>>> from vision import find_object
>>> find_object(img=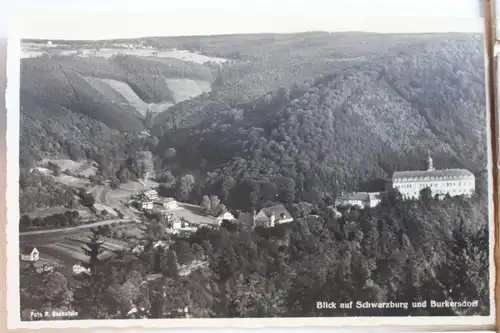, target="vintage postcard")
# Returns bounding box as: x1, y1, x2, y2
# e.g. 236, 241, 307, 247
5, 0, 497, 329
